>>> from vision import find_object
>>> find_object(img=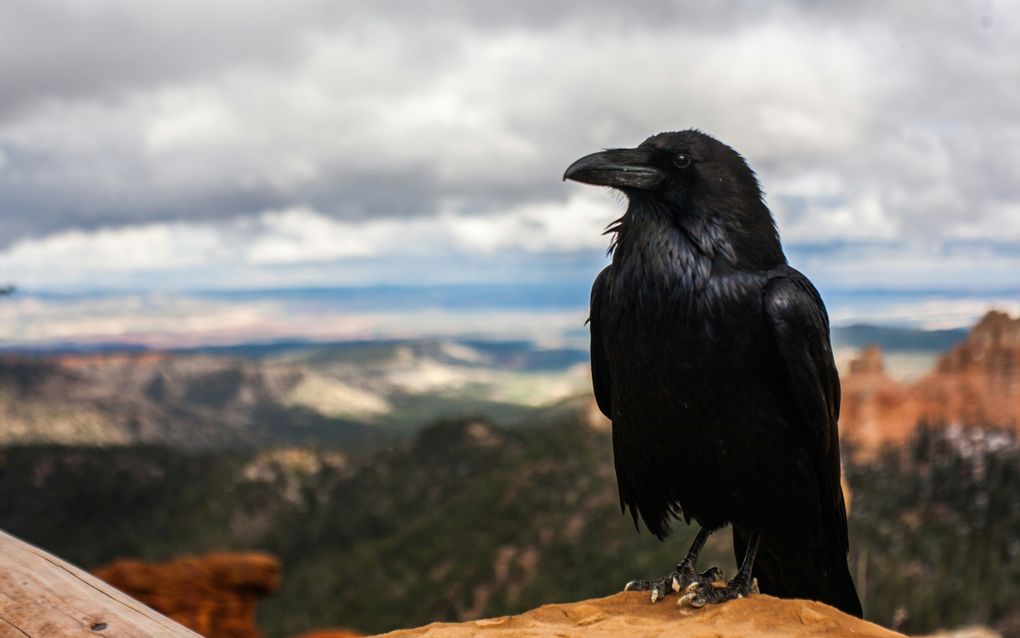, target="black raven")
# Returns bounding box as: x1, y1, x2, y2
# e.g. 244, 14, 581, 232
564, 130, 862, 616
